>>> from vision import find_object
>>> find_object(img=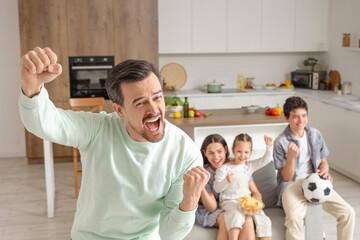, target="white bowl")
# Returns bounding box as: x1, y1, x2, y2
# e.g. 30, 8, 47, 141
265, 86, 276, 90
168, 105, 183, 113
252, 84, 263, 90
246, 105, 260, 112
